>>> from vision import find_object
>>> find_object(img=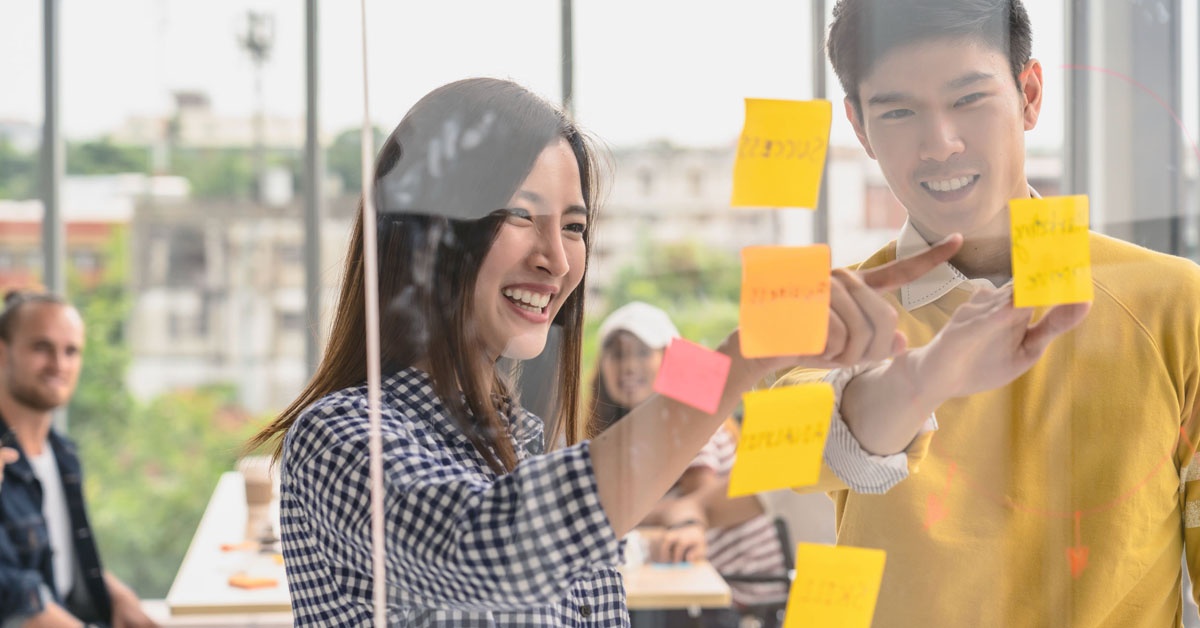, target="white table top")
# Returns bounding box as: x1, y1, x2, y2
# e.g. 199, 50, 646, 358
165, 472, 731, 617
166, 472, 292, 616
619, 560, 733, 610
